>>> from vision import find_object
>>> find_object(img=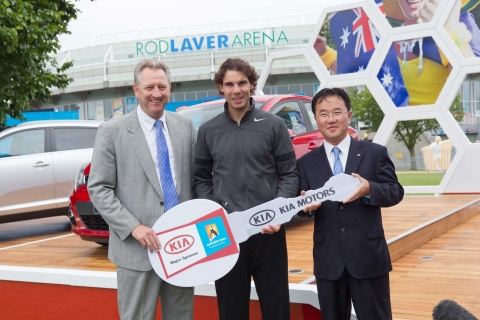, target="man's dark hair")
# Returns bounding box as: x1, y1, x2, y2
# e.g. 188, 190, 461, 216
311, 88, 351, 114
213, 58, 258, 96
